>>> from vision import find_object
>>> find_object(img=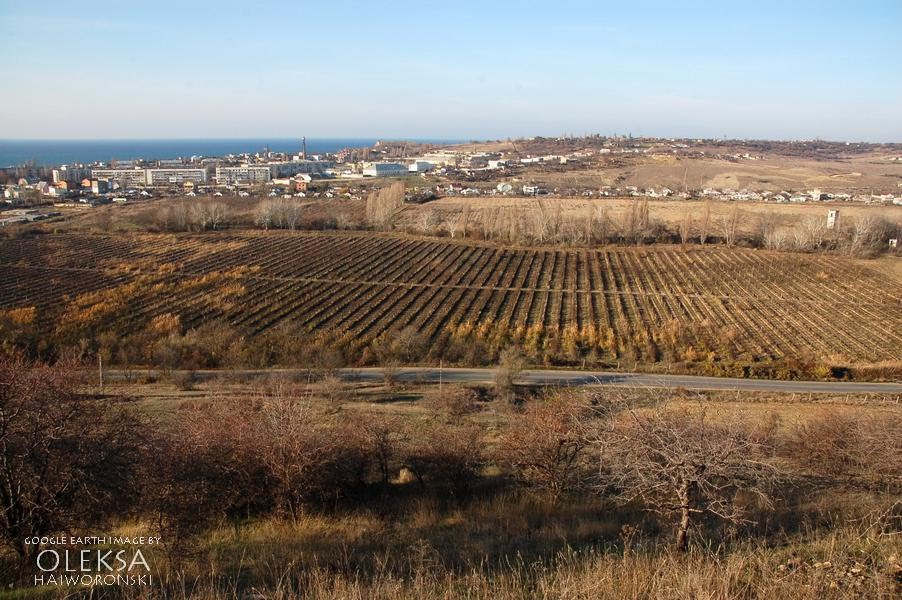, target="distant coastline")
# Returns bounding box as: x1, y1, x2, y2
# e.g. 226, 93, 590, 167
0, 138, 460, 167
